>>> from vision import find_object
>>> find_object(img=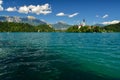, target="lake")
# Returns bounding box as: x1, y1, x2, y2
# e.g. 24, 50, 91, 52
0, 33, 120, 80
